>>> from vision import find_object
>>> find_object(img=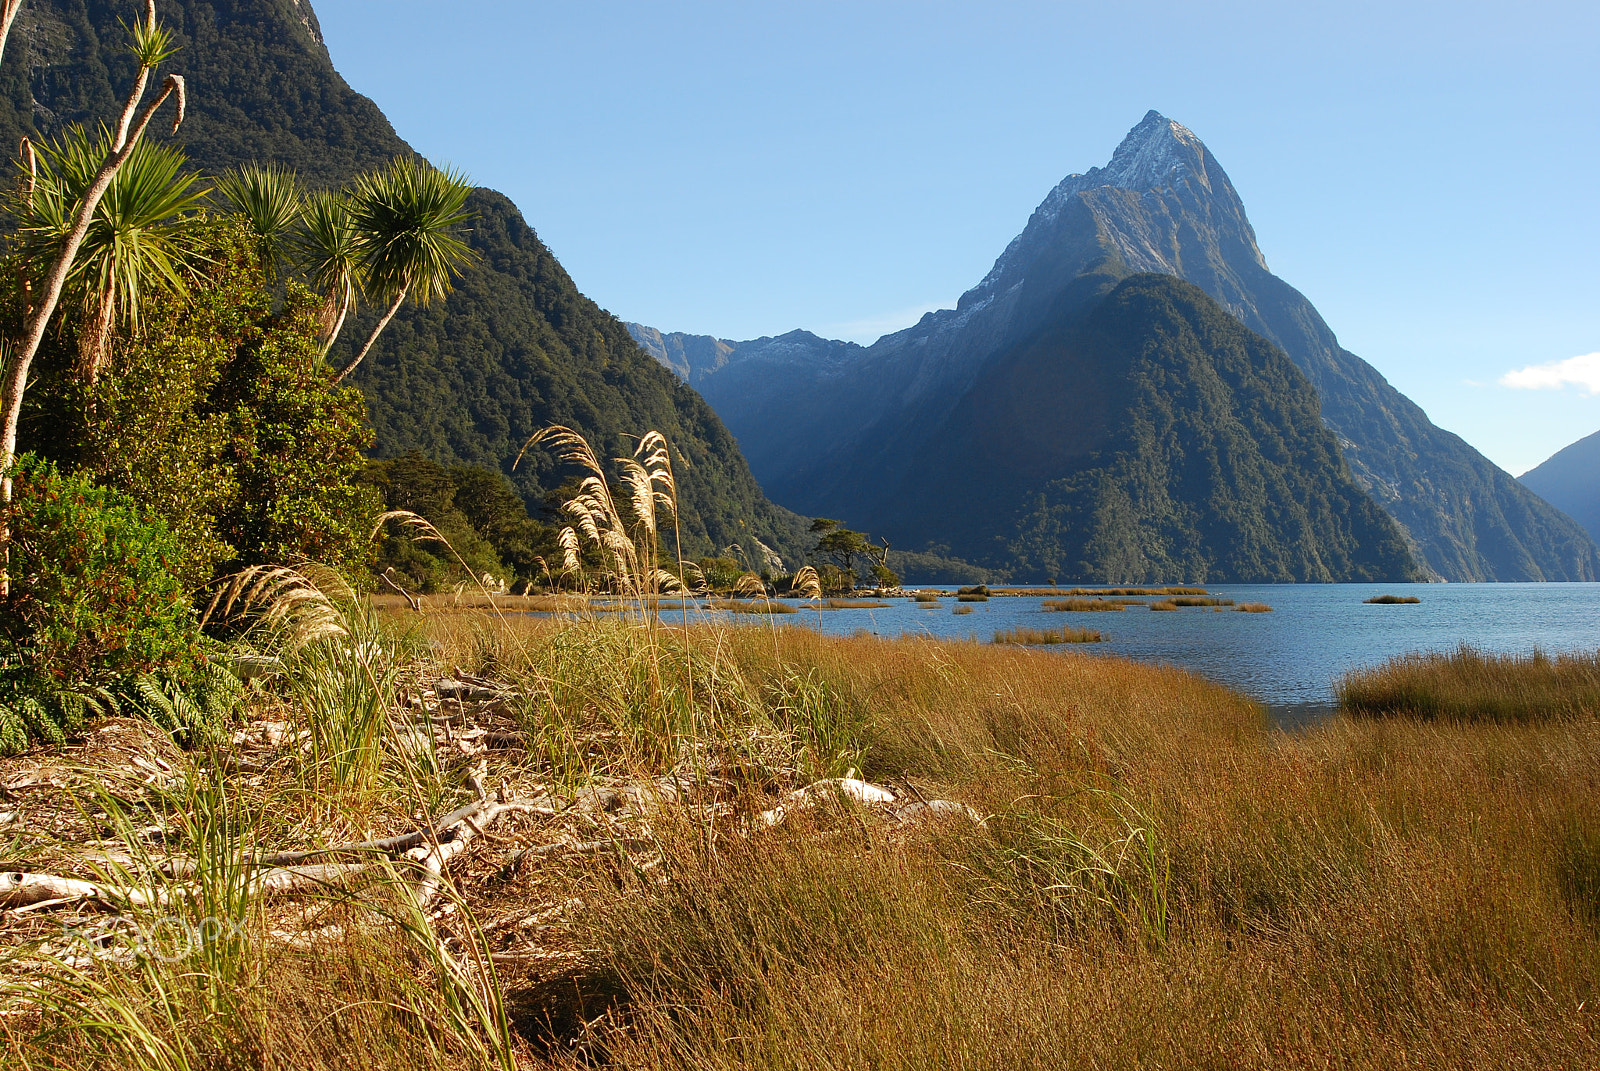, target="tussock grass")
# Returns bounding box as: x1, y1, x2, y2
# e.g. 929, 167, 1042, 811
1006, 586, 1209, 597
1338, 645, 1600, 722
952, 605, 974, 615
956, 593, 989, 603
1042, 598, 1124, 612
1171, 596, 1234, 607
823, 599, 890, 609
913, 592, 941, 602
1149, 600, 1179, 611
993, 626, 1103, 645
524, 626, 1600, 1069
9, 527, 1600, 1069
1365, 594, 1422, 604
1235, 602, 1274, 613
